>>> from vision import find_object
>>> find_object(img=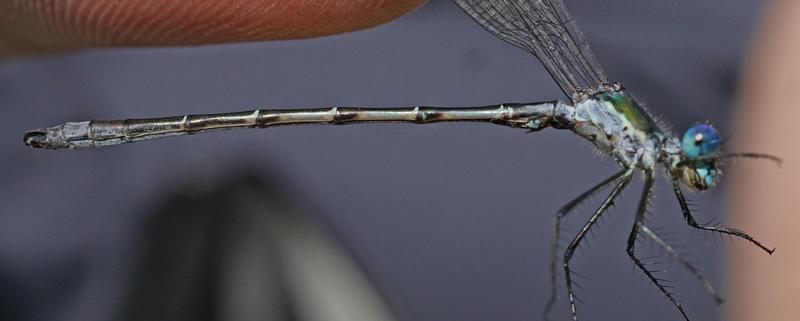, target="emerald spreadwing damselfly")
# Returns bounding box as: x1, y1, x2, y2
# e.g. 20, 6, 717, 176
22, 1, 781, 320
